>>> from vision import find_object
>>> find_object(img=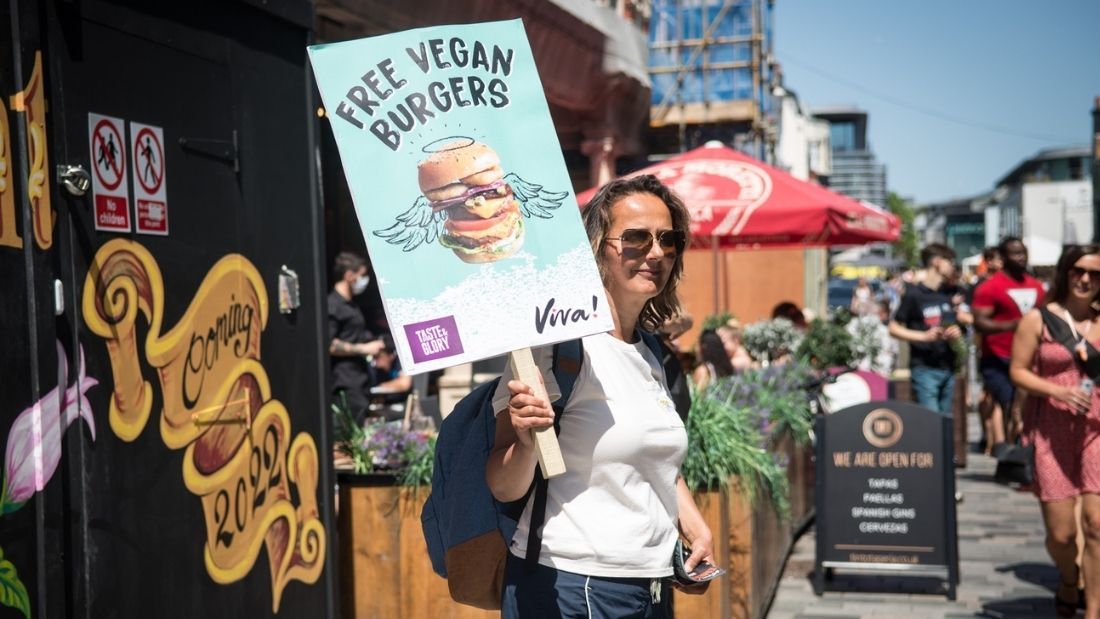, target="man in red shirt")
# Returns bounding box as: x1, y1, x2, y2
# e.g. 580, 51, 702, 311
972, 237, 1046, 448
